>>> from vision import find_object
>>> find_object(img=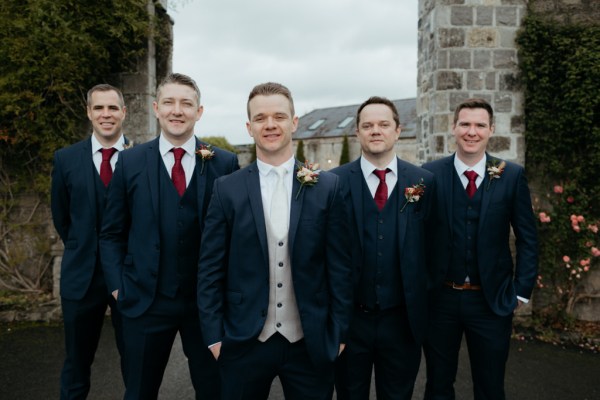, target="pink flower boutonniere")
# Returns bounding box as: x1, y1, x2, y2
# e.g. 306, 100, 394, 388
486, 160, 506, 190
400, 179, 426, 213
295, 160, 320, 199
195, 144, 215, 175
123, 141, 134, 150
